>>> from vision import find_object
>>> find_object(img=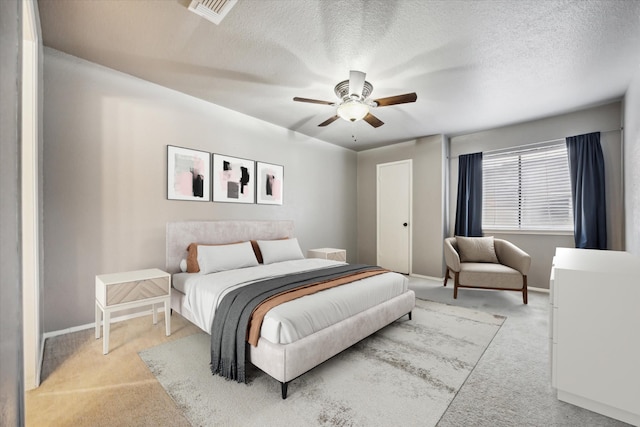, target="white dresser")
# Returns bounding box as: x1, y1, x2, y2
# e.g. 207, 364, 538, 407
550, 248, 640, 426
